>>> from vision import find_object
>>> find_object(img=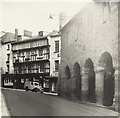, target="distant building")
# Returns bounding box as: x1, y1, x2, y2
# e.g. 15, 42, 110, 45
1, 29, 33, 87
59, 2, 119, 111
1, 32, 17, 87
10, 30, 60, 92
